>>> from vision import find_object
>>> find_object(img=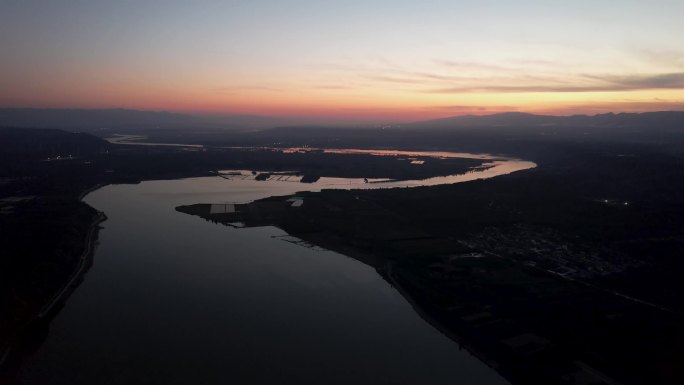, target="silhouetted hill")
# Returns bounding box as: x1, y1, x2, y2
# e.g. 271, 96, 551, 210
0, 127, 109, 160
